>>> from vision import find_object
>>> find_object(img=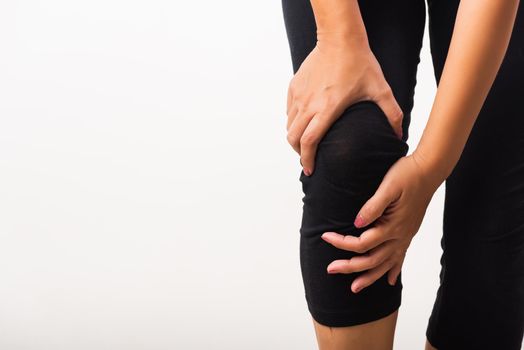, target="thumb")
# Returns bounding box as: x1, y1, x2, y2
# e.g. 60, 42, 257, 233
354, 180, 399, 228
374, 86, 404, 140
